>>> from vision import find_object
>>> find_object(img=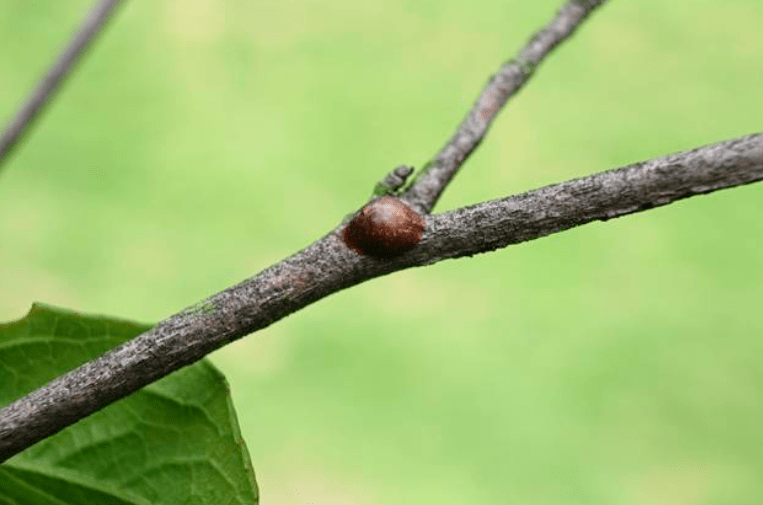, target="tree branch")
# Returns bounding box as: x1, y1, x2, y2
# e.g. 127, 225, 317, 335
2, 132, 761, 462
402, 0, 610, 214
0, 0, 127, 171
1, 0, 760, 465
